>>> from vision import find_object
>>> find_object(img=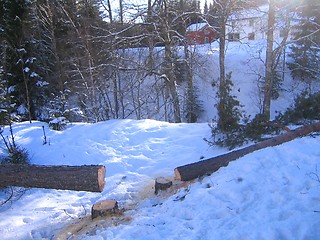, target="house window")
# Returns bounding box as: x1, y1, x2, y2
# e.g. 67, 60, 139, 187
228, 33, 240, 42
204, 29, 209, 35
249, 19, 254, 27
248, 32, 255, 40
205, 37, 210, 43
